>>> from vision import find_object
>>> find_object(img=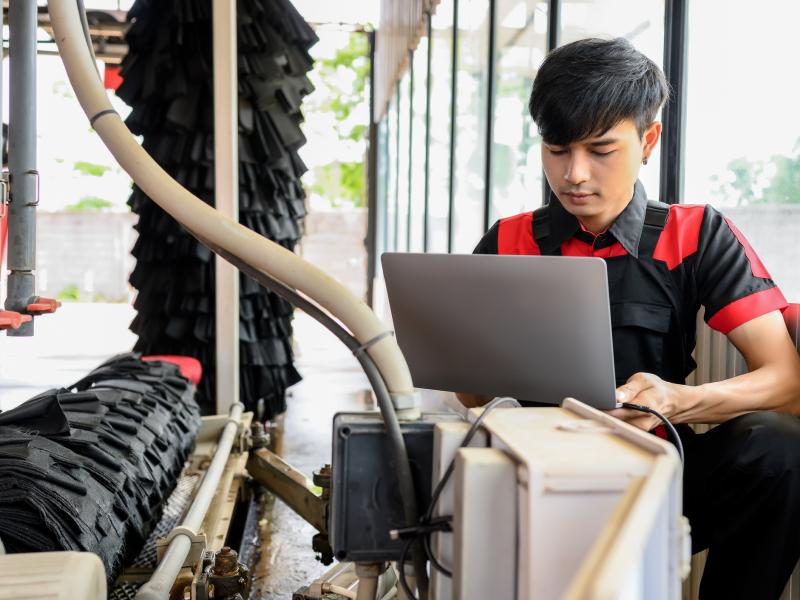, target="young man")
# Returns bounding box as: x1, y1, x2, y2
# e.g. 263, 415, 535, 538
467, 38, 800, 599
